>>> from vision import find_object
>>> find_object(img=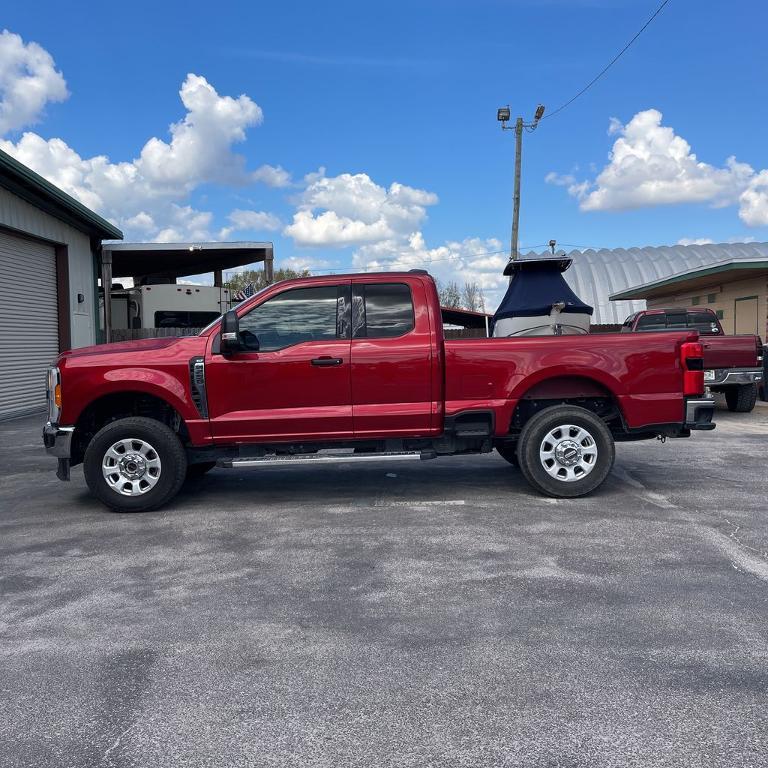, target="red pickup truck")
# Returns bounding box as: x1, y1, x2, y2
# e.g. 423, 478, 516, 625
621, 307, 763, 412
44, 271, 715, 512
